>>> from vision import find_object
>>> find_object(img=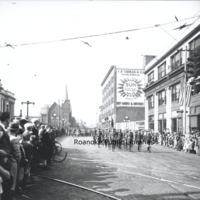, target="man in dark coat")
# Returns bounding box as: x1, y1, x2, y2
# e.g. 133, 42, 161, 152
135, 130, 143, 152
31, 119, 40, 137
0, 112, 11, 154
146, 131, 152, 152
30, 119, 40, 172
